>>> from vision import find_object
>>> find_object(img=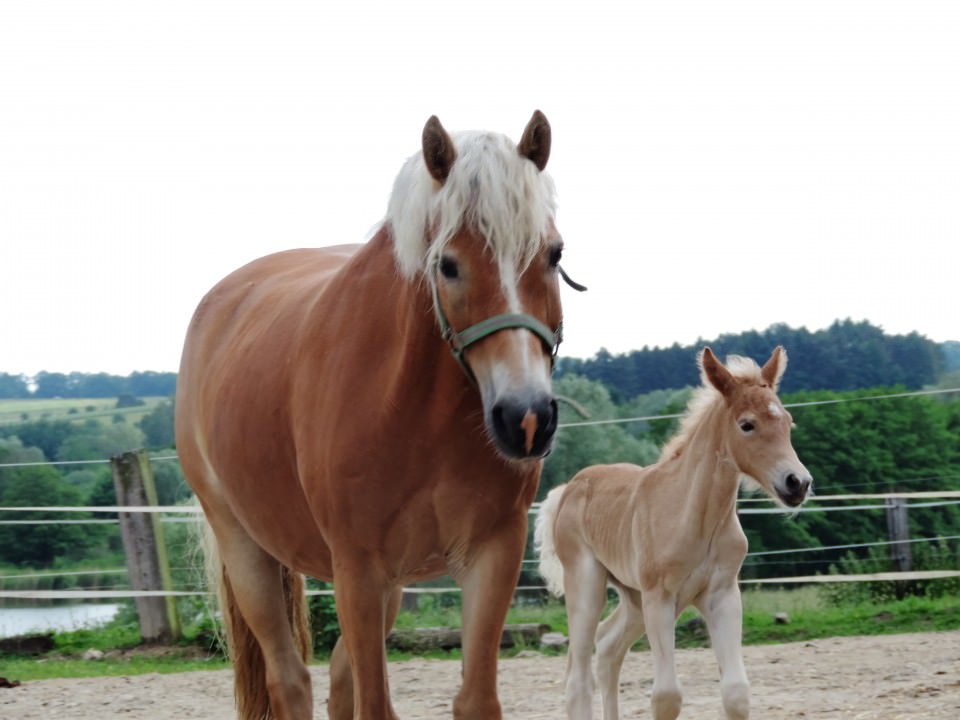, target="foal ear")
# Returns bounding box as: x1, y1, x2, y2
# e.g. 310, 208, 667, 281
701, 347, 737, 398
422, 115, 457, 184
761, 346, 788, 391
518, 110, 551, 171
